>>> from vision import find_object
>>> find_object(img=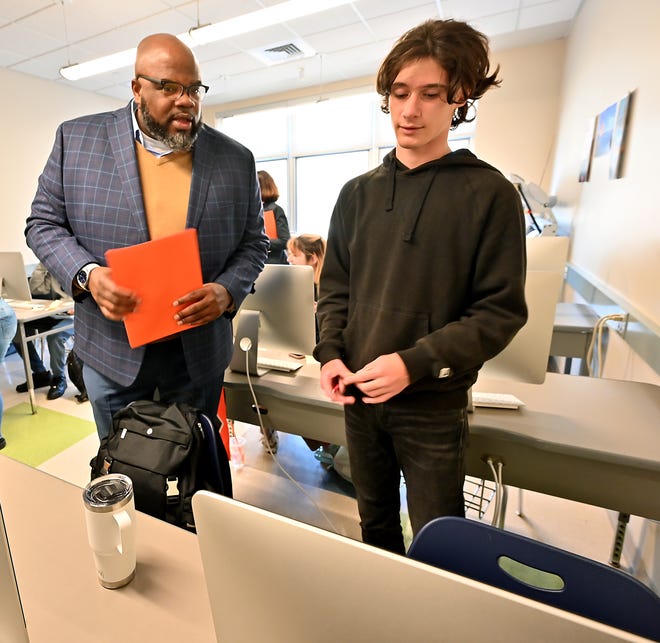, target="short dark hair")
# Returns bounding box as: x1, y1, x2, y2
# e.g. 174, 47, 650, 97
376, 19, 501, 128
257, 170, 279, 203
